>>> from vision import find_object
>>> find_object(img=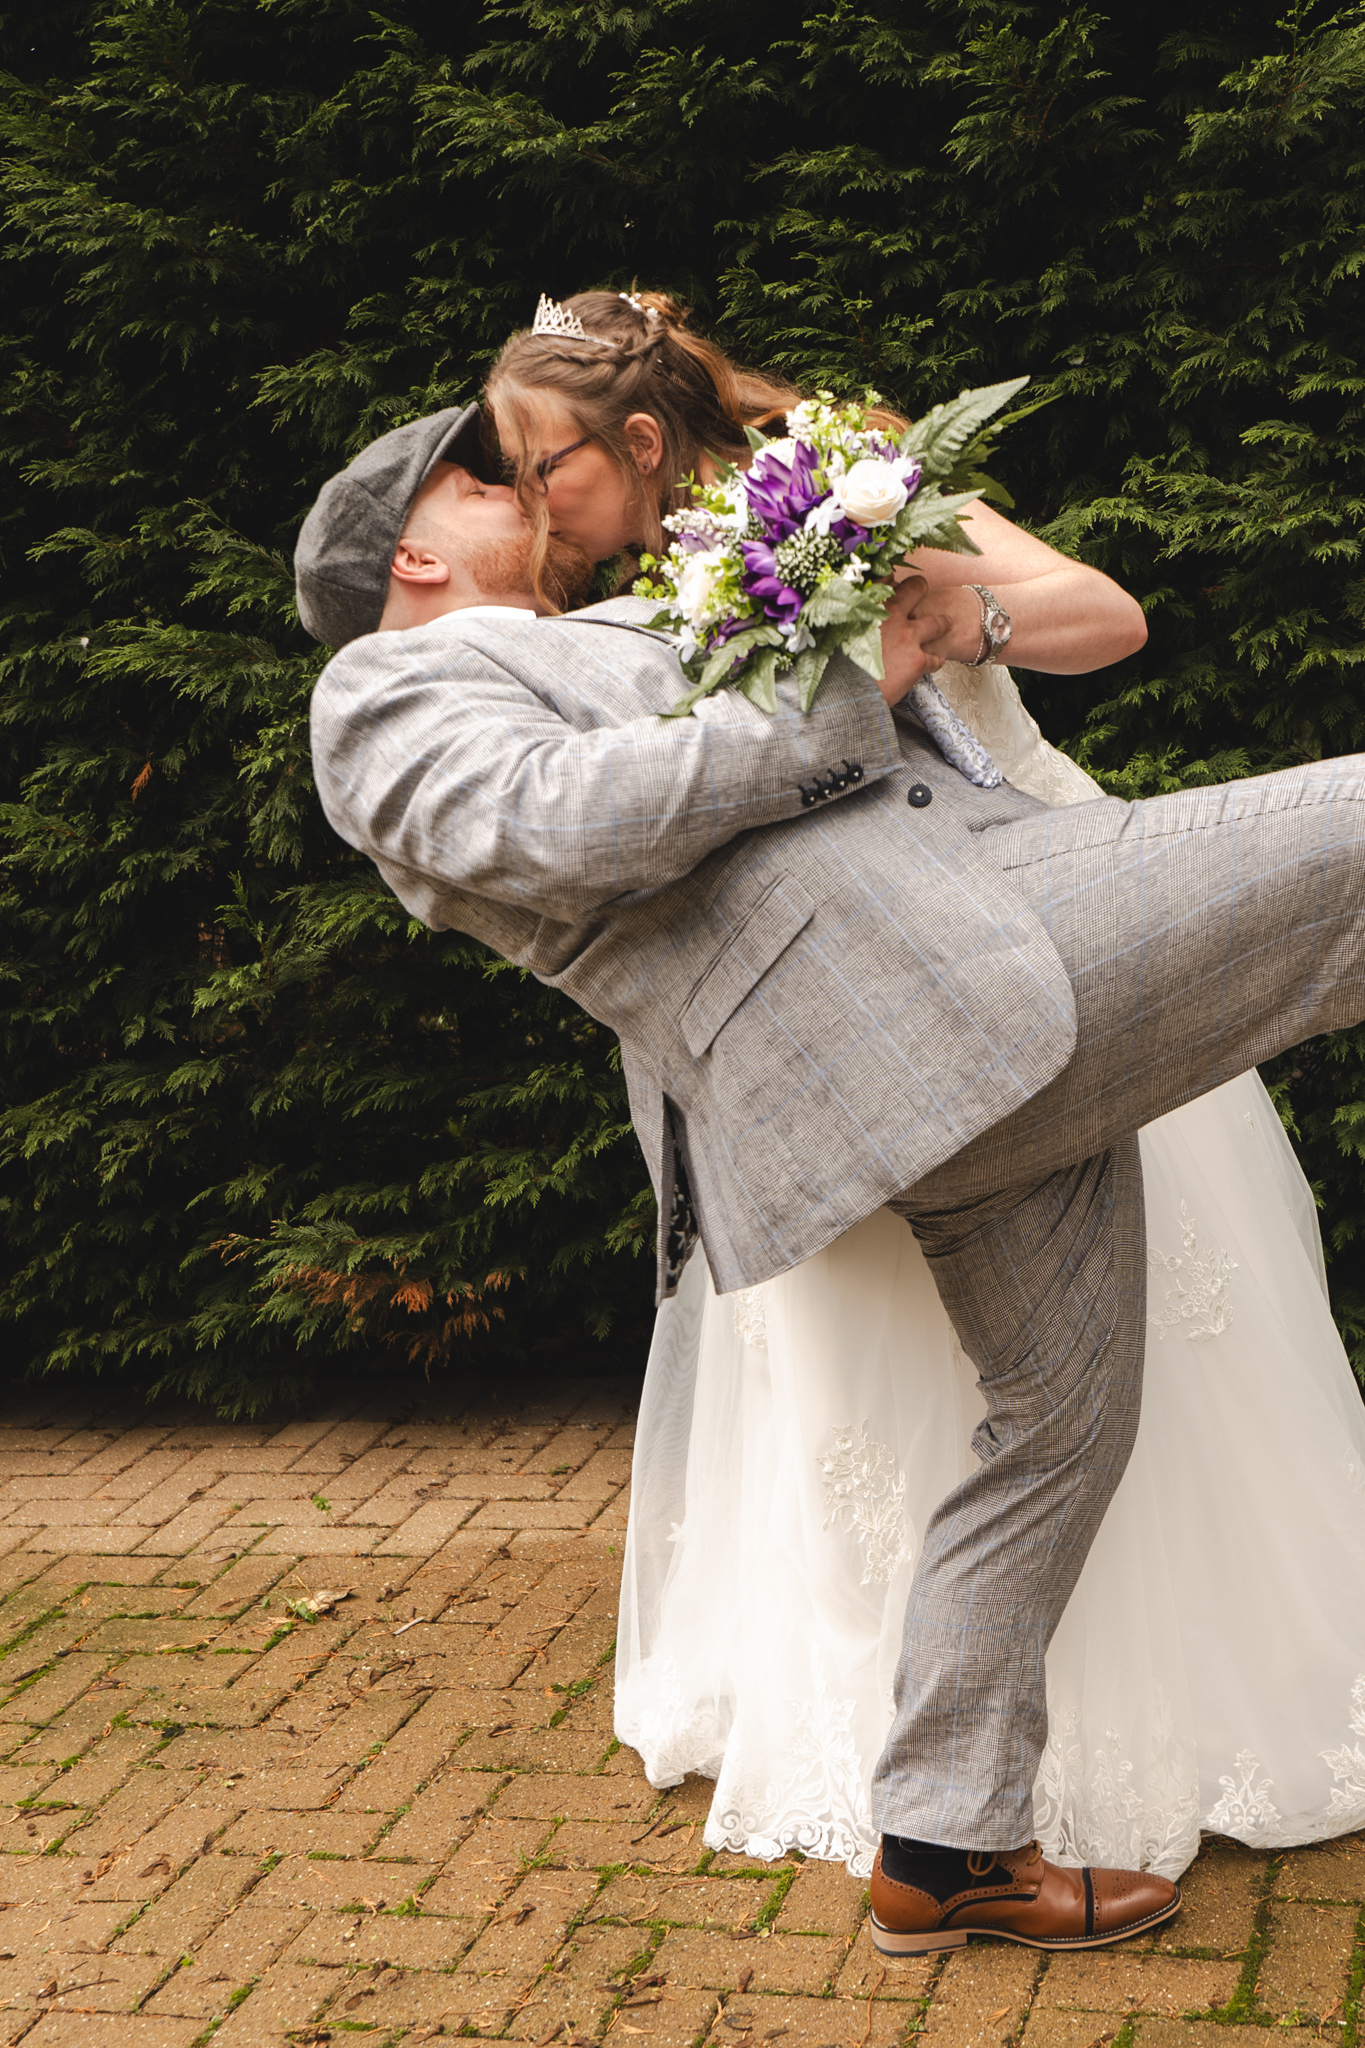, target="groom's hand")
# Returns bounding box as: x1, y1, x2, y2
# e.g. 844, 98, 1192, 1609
877, 574, 947, 706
